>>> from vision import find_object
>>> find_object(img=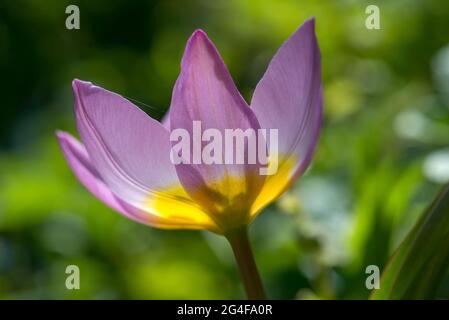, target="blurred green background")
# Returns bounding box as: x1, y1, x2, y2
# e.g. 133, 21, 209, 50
1, 0, 449, 299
